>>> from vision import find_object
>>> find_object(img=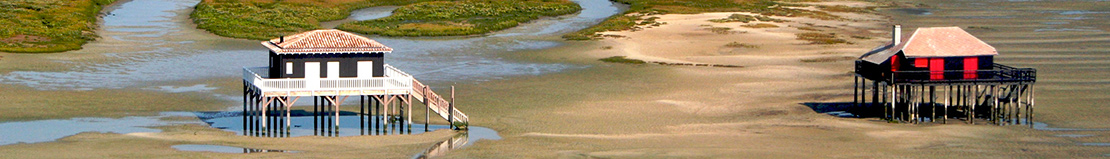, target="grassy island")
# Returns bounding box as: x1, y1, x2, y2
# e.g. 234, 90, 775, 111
0, 0, 116, 53
336, 0, 580, 37
191, 0, 386, 40
192, 0, 579, 39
